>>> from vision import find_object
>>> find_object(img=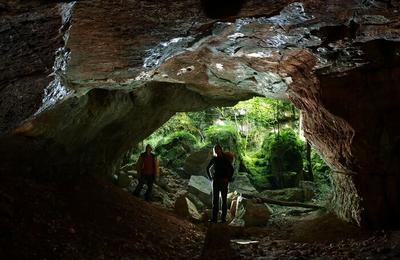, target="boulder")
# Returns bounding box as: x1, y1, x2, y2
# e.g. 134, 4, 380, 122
201, 209, 212, 223
117, 172, 133, 188
229, 172, 258, 195
230, 199, 237, 218
186, 192, 206, 211
187, 175, 212, 207
227, 191, 240, 211
260, 187, 304, 202
174, 195, 201, 221
230, 196, 271, 227
183, 148, 212, 177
